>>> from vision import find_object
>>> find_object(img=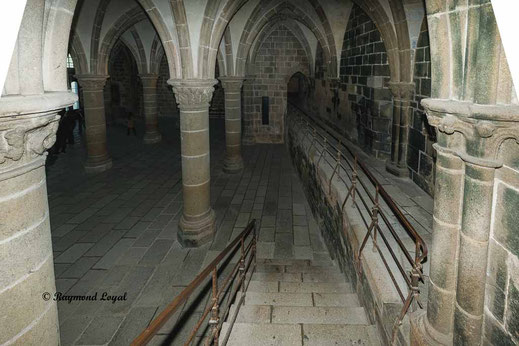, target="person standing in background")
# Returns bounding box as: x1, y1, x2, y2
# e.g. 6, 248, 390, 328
127, 112, 137, 136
